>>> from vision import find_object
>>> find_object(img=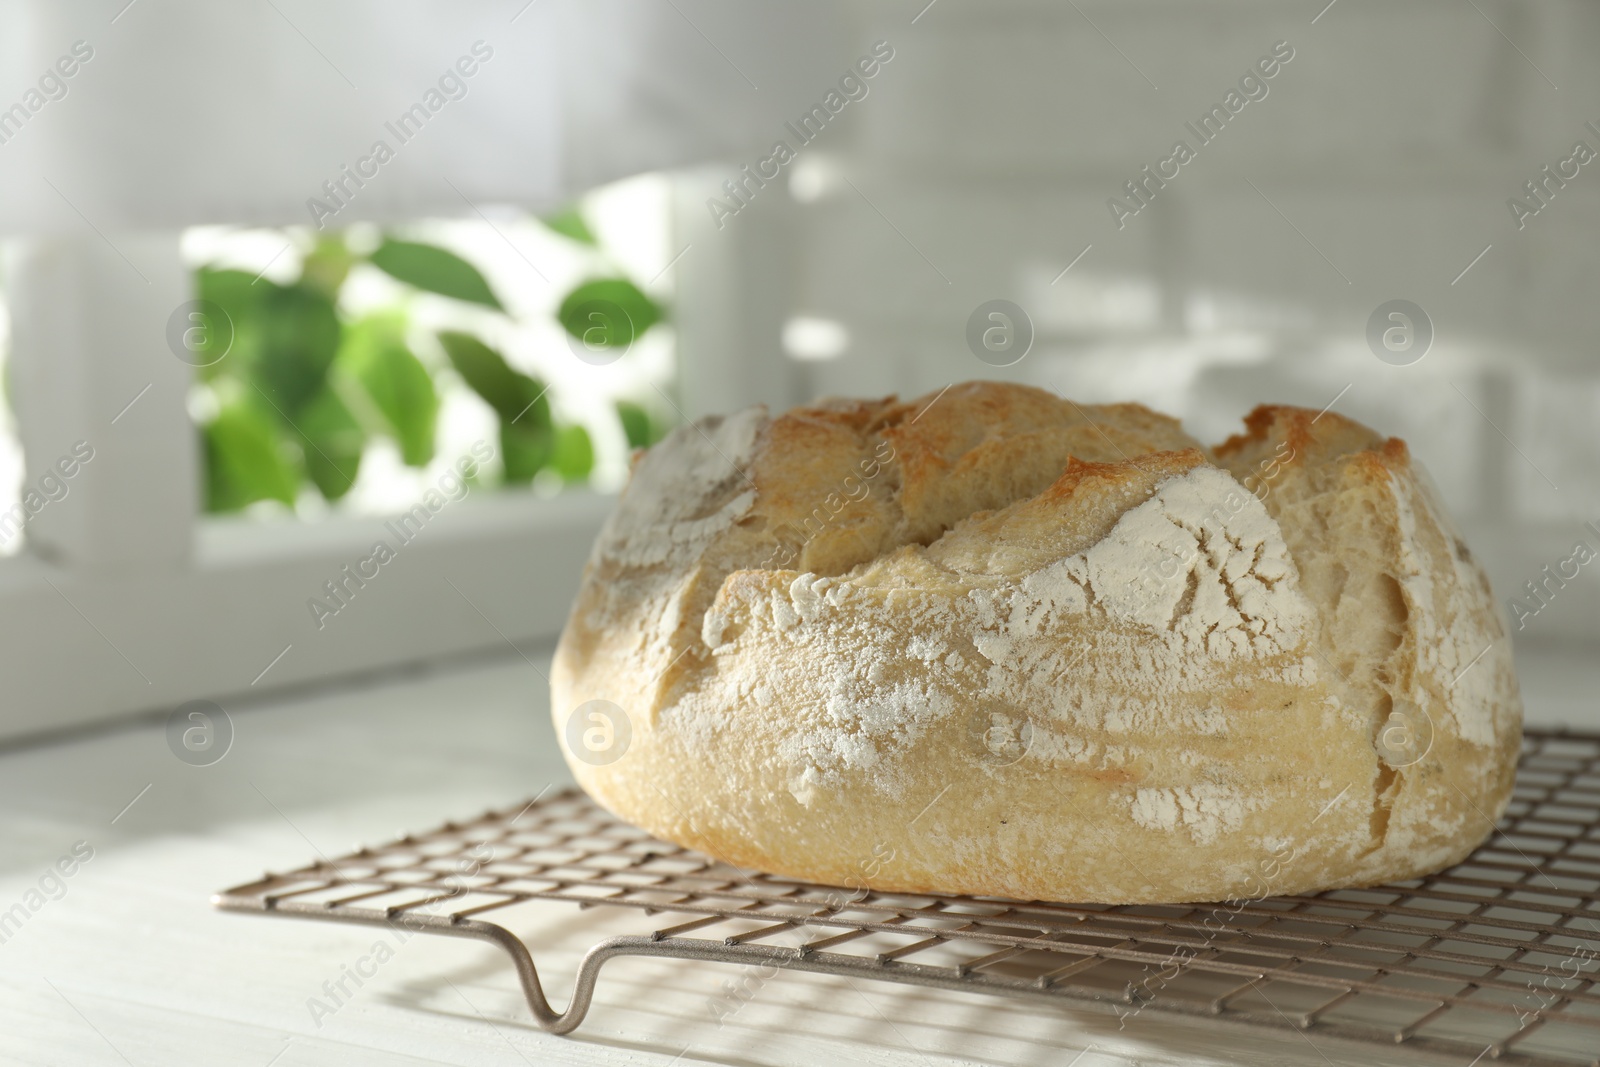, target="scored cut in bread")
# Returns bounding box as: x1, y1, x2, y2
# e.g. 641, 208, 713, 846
552, 382, 1521, 904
